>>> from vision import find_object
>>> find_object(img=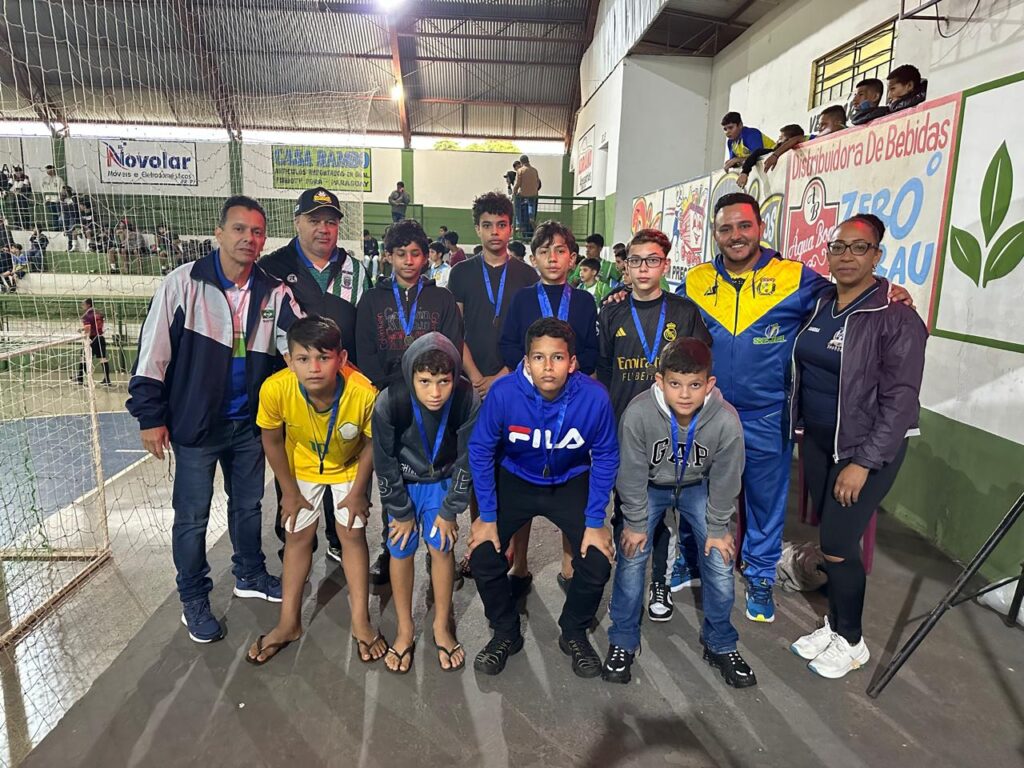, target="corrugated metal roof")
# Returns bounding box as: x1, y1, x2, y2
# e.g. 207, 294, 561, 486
0, 0, 589, 140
